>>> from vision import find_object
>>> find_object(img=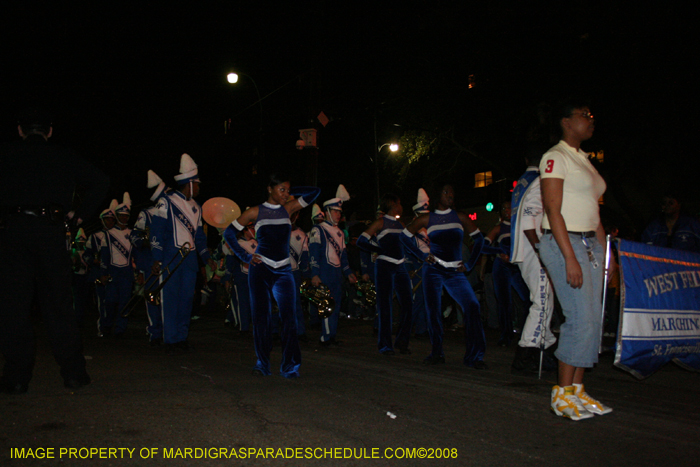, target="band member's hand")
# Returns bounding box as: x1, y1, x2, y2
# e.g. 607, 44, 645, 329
456, 262, 466, 273
99, 275, 110, 285
136, 273, 145, 286
565, 258, 583, 288
311, 275, 322, 287
362, 273, 370, 282
152, 261, 161, 276
208, 258, 217, 271
250, 254, 262, 265
225, 282, 232, 293
348, 273, 358, 284
426, 254, 436, 265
